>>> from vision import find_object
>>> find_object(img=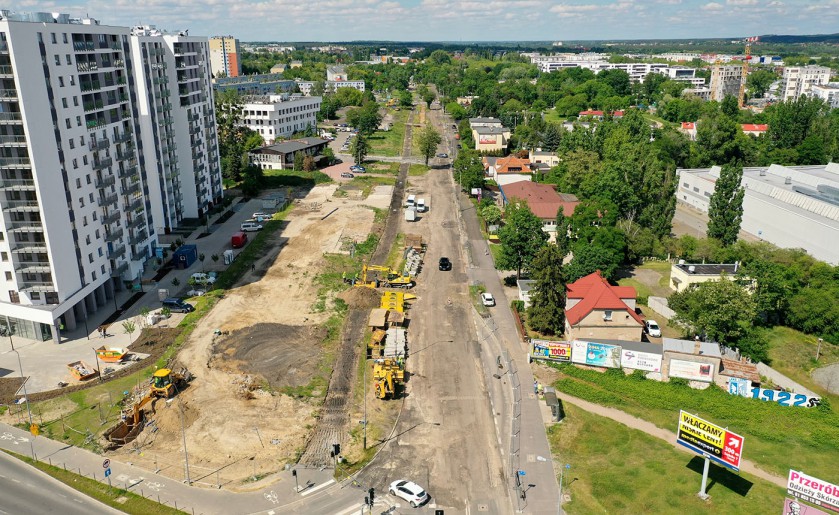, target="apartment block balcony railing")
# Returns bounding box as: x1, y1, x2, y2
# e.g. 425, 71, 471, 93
0, 156, 31, 168
0, 65, 14, 77
76, 62, 98, 73
108, 245, 126, 260
102, 210, 121, 225
0, 89, 19, 100
111, 261, 128, 277
0, 178, 35, 191
105, 227, 123, 243
92, 157, 112, 171
2, 199, 40, 212
80, 81, 101, 93
113, 130, 132, 144
118, 165, 138, 179
11, 241, 48, 253
0, 112, 22, 124
88, 137, 110, 151
128, 230, 147, 246
97, 192, 118, 207
94, 175, 115, 189
124, 197, 143, 212
116, 149, 134, 161
127, 215, 145, 230
120, 182, 140, 196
